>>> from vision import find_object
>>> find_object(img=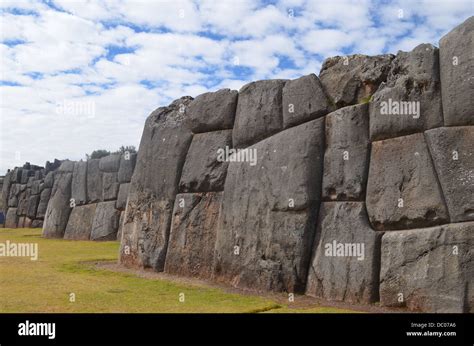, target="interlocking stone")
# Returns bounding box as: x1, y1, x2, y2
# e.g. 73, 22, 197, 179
64, 203, 97, 240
